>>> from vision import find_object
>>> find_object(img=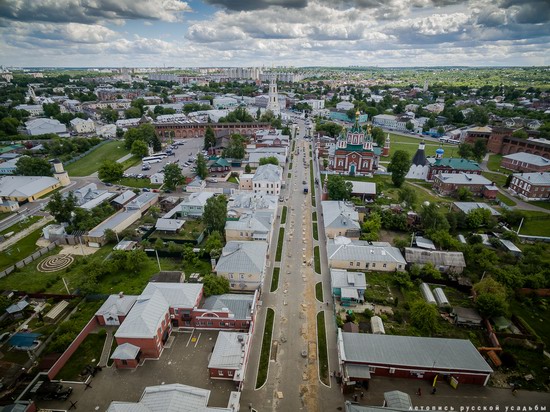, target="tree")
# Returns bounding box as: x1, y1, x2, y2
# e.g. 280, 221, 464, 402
437, 126, 445, 135
316, 122, 342, 137
0, 117, 20, 135
124, 250, 148, 274
405, 121, 414, 131
98, 160, 124, 182
458, 143, 474, 159
512, 129, 528, 139
473, 277, 508, 318
124, 107, 142, 119
203, 231, 223, 259
420, 203, 450, 233
99, 106, 118, 122
456, 187, 472, 201
131, 139, 149, 158
244, 164, 252, 173
387, 150, 410, 188
104, 229, 118, 244
327, 175, 352, 200
202, 274, 230, 297
224, 134, 245, 159
361, 212, 381, 241
466, 208, 493, 229
204, 126, 216, 151
472, 139, 487, 162
130, 98, 146, 115
195, 153, 208, 180
164, 163, 184, 189
371, 126, 385, 147
398, 186, 417, 208
203, 194, 227, 233
259, 156, 279, 166
43, 103, 61, 117
409, 300, 439, 335
46, 192, 76, 224
15, 157, 52, 176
